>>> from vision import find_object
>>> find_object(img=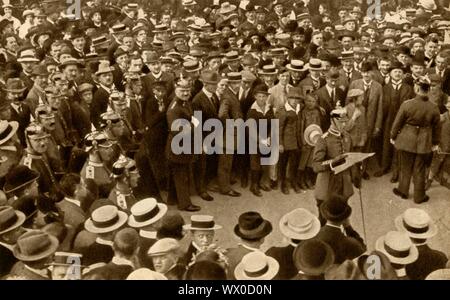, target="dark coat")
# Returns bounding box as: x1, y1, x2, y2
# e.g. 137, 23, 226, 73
96, 261, 134, 280
141, 72, 174, 98
391, 96, 441, 154
6, 262, 49, 280
112, 66, 125, 92
90, 86, 110, 129
278, 104, 301, 151
406, 244, 448, 280
165, 263, 186, 280
265, 244, 296, 280
0, 244, 17, 278
9, 102, 31, 147
315, 86, 346, 130
337, 68, 362, 92
315, 225, 366, 264
225, 245, 253, 280
298, 75, 326, 94
192, 90, 219, 133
